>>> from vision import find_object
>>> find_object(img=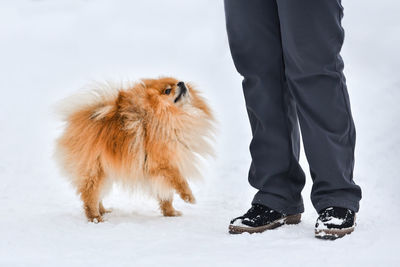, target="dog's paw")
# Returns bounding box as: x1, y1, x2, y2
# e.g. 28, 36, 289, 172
181, 193, 196, 204
163, 209, 182, 217
88, 216, 104, 223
